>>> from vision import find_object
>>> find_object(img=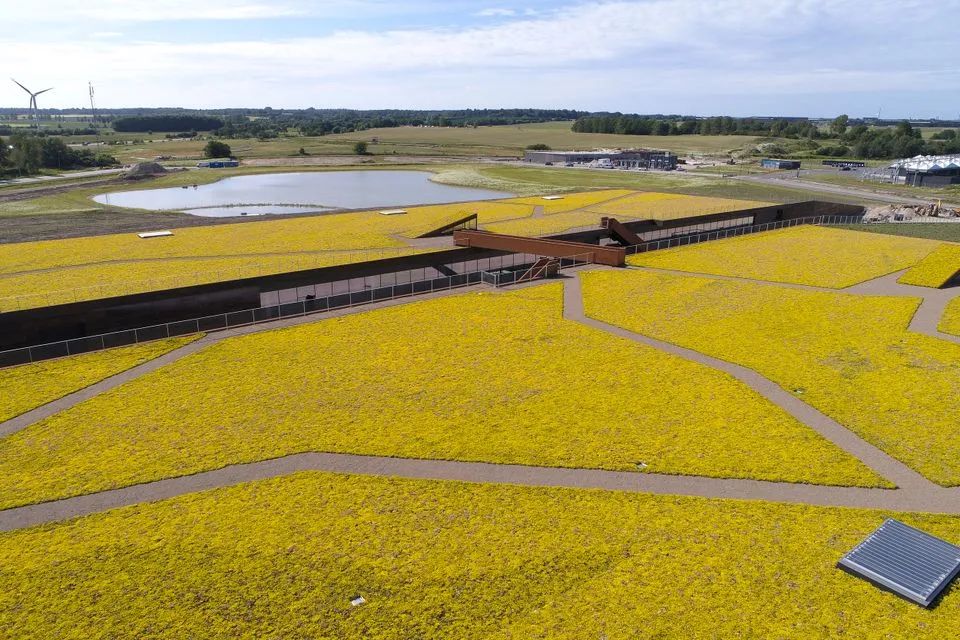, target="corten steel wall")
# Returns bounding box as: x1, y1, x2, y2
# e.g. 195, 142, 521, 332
453, 230, 626, 266
0, 200, 862, 349
0, 246, 510, 350
549, 201, 865, 245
